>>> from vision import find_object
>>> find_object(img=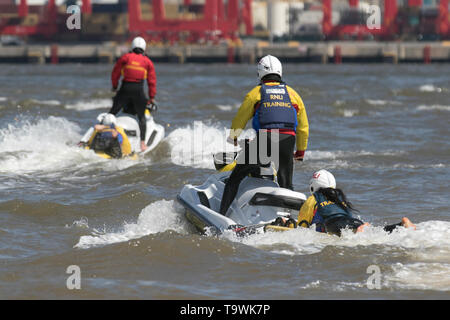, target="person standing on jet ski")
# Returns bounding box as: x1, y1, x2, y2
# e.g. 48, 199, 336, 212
219, 55, 309, 215
295, 169, 416, 236
228, 55, 309, 190
109, 36, 157, 153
